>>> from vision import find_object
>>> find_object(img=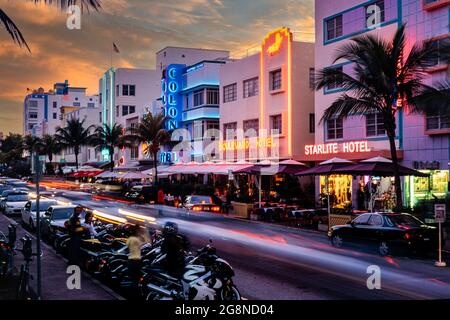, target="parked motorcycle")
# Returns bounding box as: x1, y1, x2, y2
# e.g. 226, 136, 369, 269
139, 240, 241, 301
